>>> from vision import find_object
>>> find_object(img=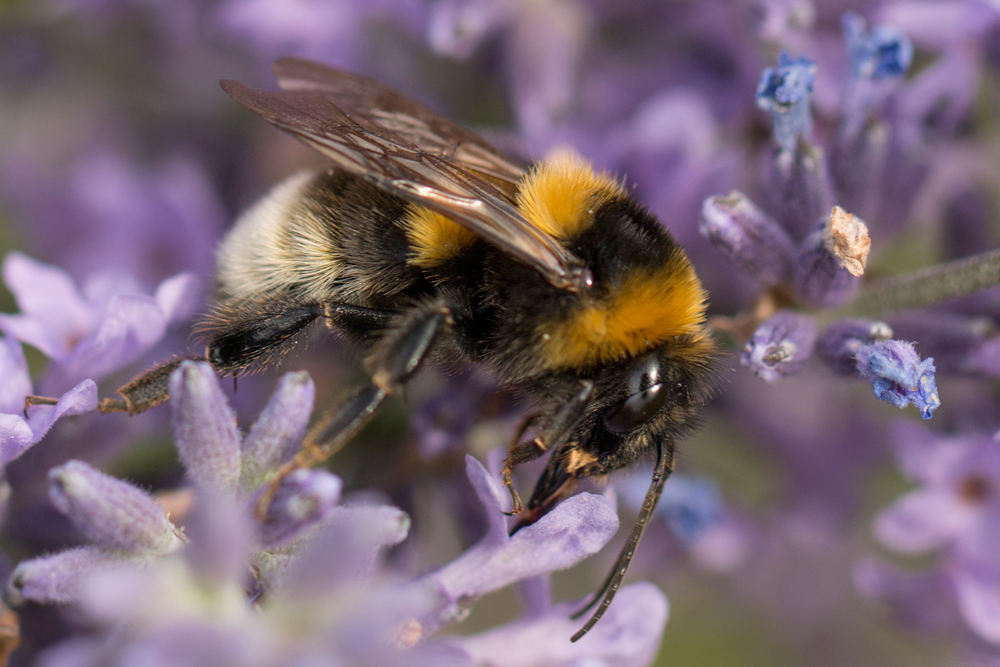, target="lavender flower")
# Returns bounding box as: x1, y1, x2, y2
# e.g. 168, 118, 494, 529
699, 190, 796, 287
856, 340, 939, 419
756, 51, 816, 153
47, 460, 180, 554
741, 311, 818, 382
0, 332, 95, 469
0, 252, 199, 384
422, 456, 618, 628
